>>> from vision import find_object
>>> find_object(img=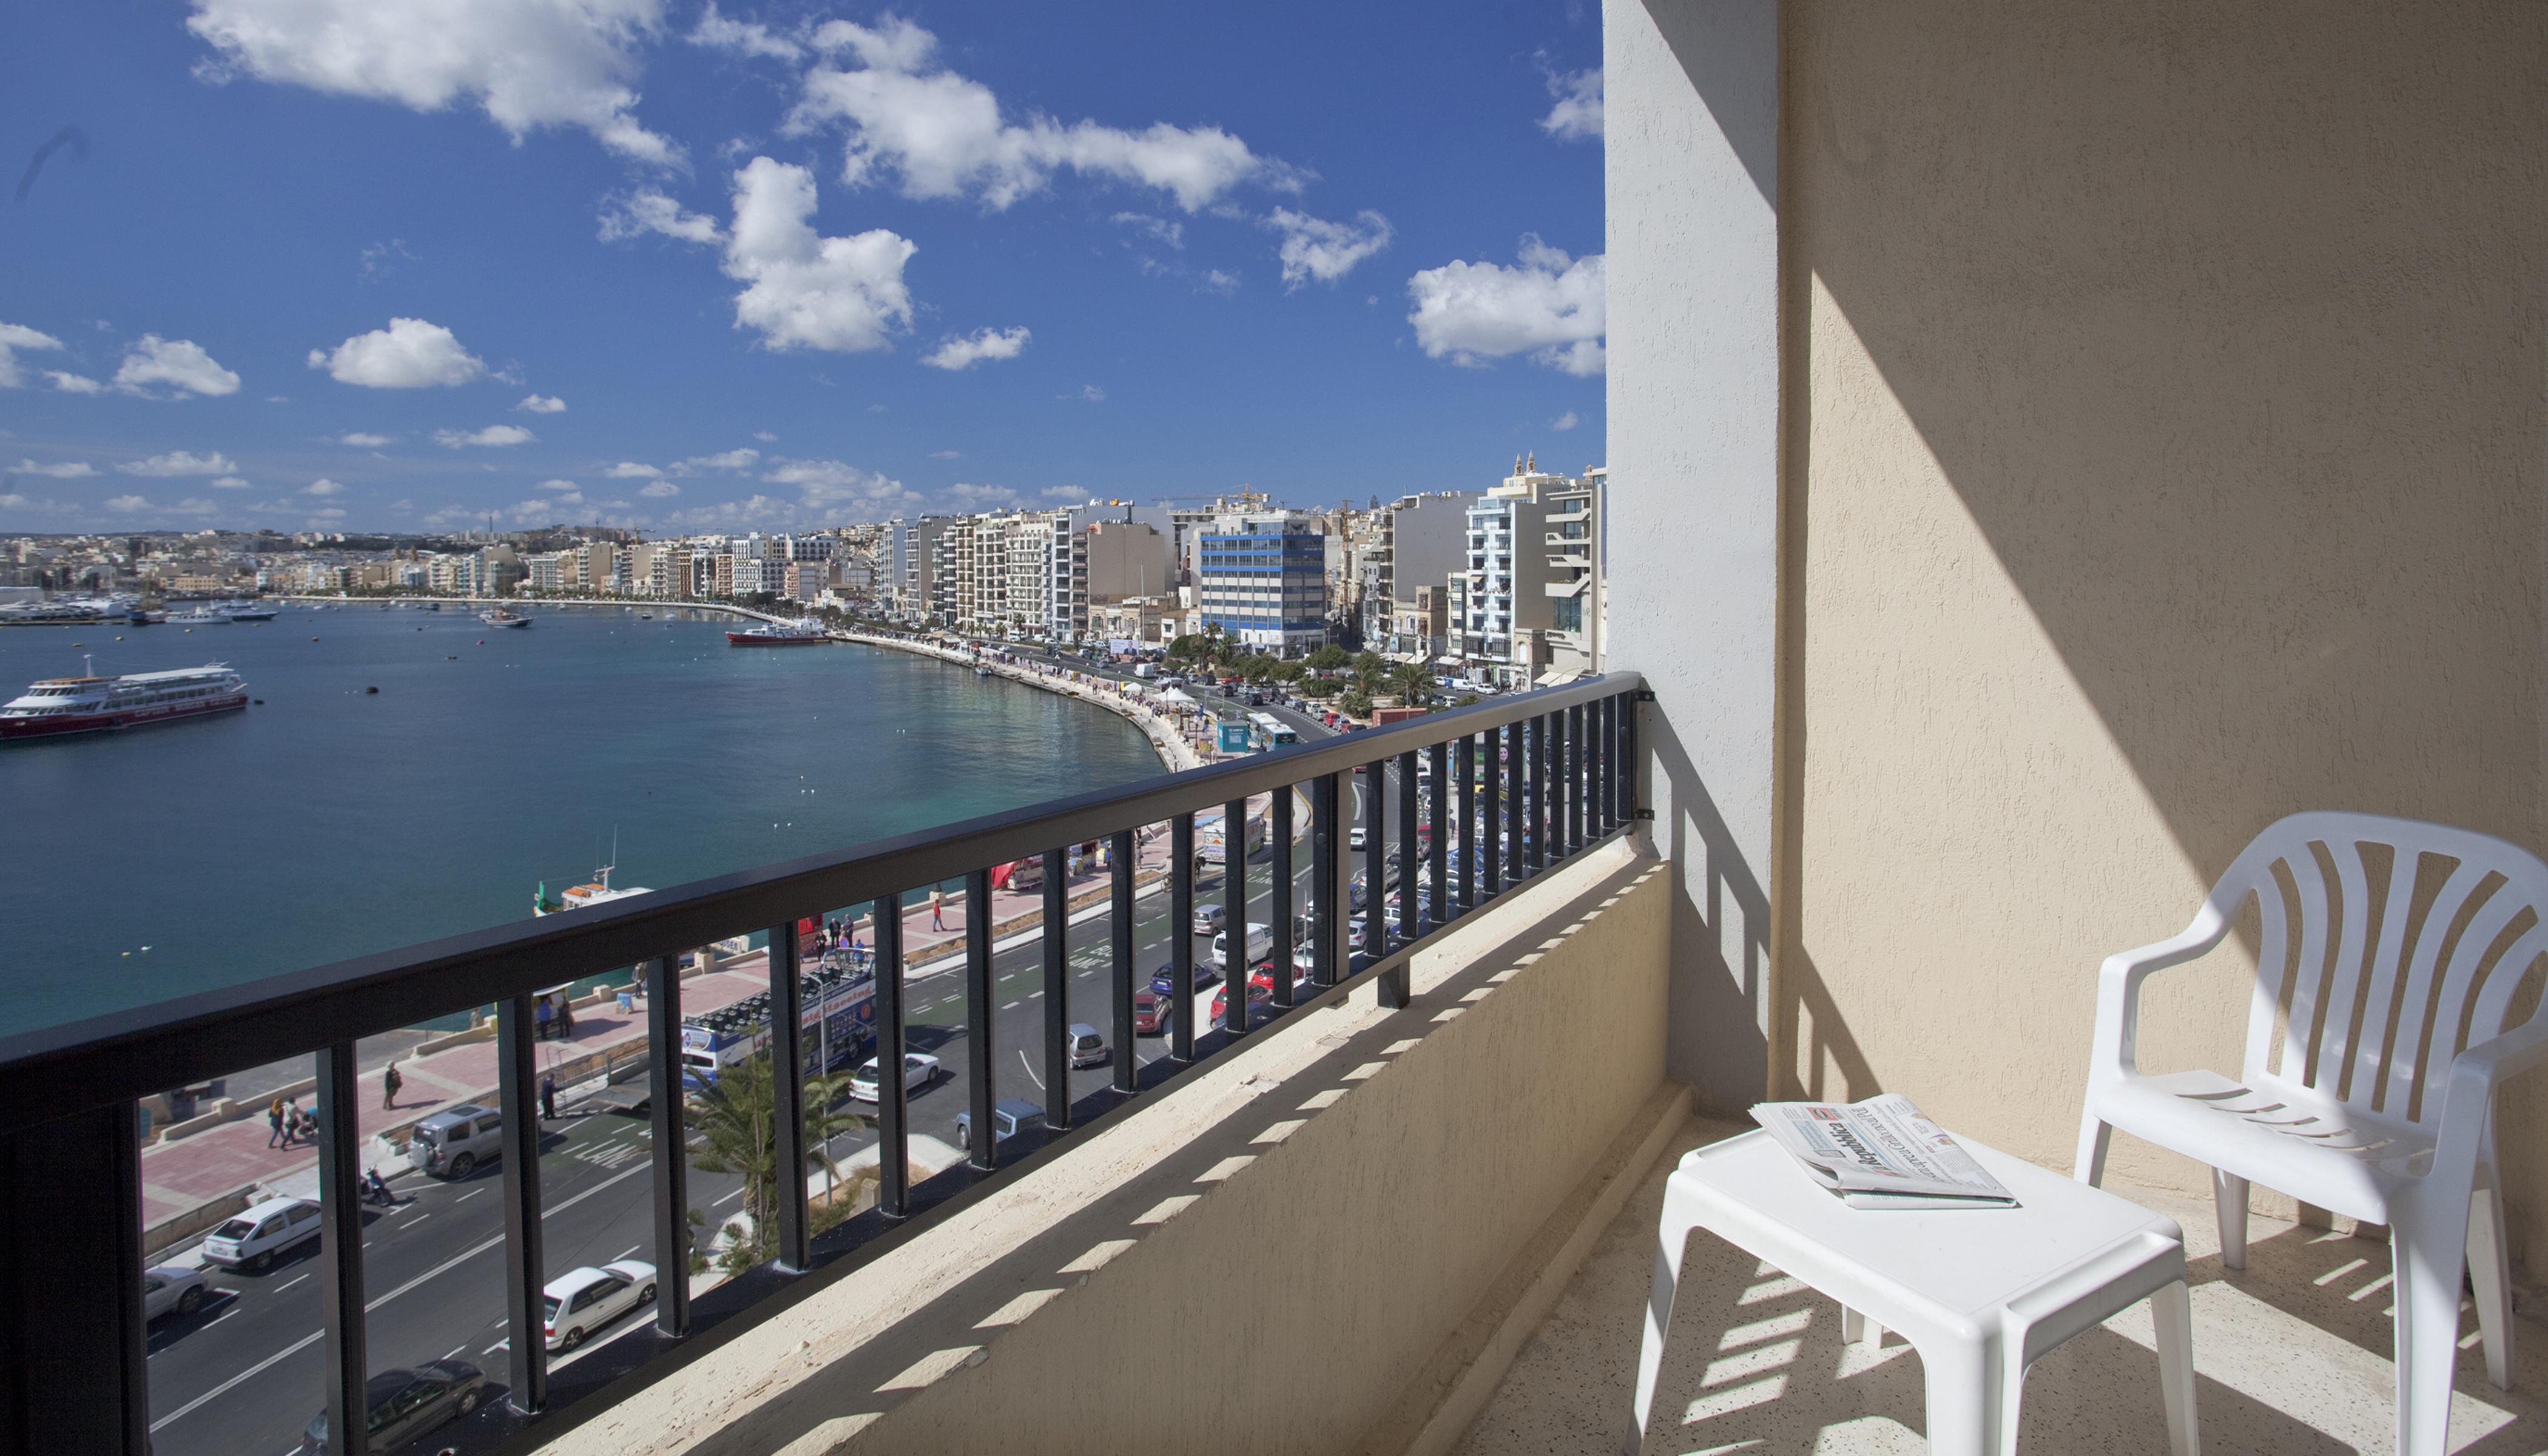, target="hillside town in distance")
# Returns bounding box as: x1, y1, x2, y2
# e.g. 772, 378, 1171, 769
1, 454, 1605, 711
